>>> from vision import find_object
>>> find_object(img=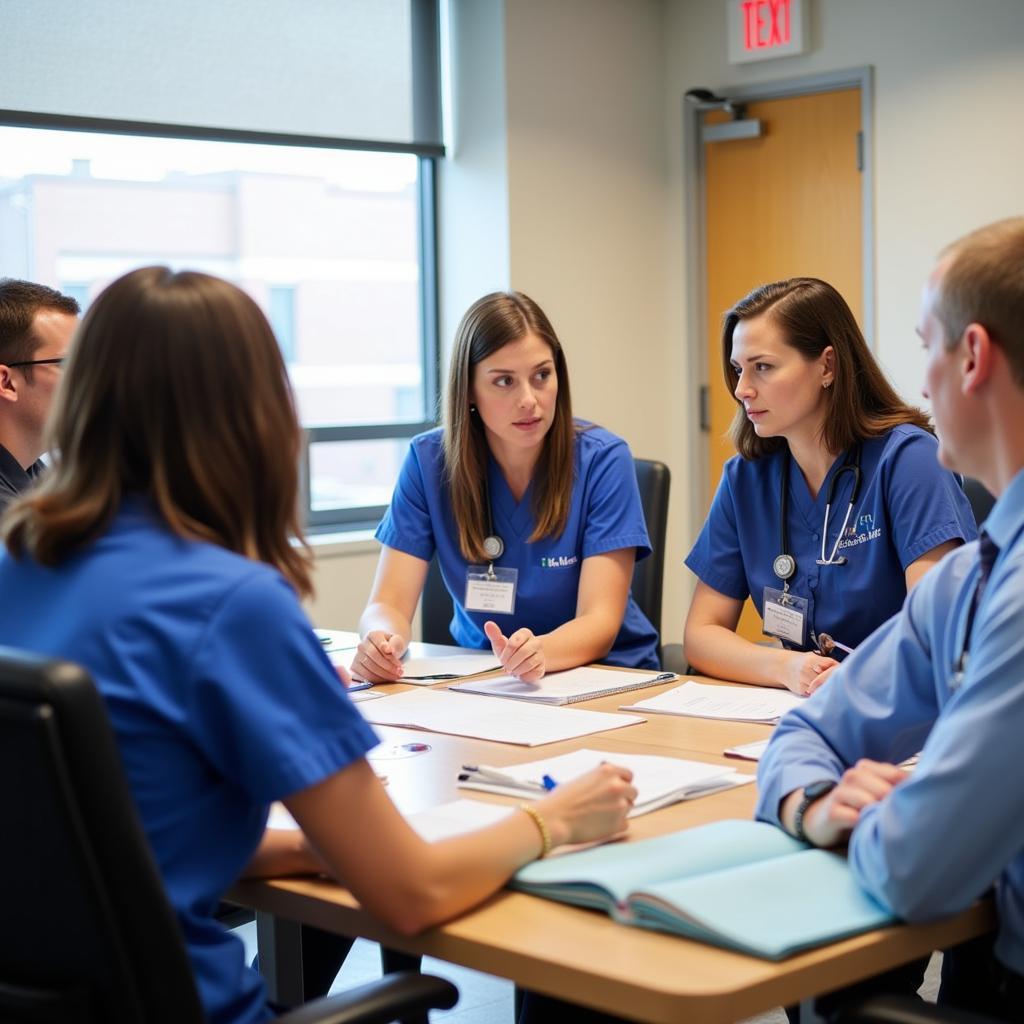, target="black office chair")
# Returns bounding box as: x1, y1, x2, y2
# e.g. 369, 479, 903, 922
419, 457, 673, 656
837, 995, 1003, 1023
962, 477, 996, 527
0, 646, 458, 1024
